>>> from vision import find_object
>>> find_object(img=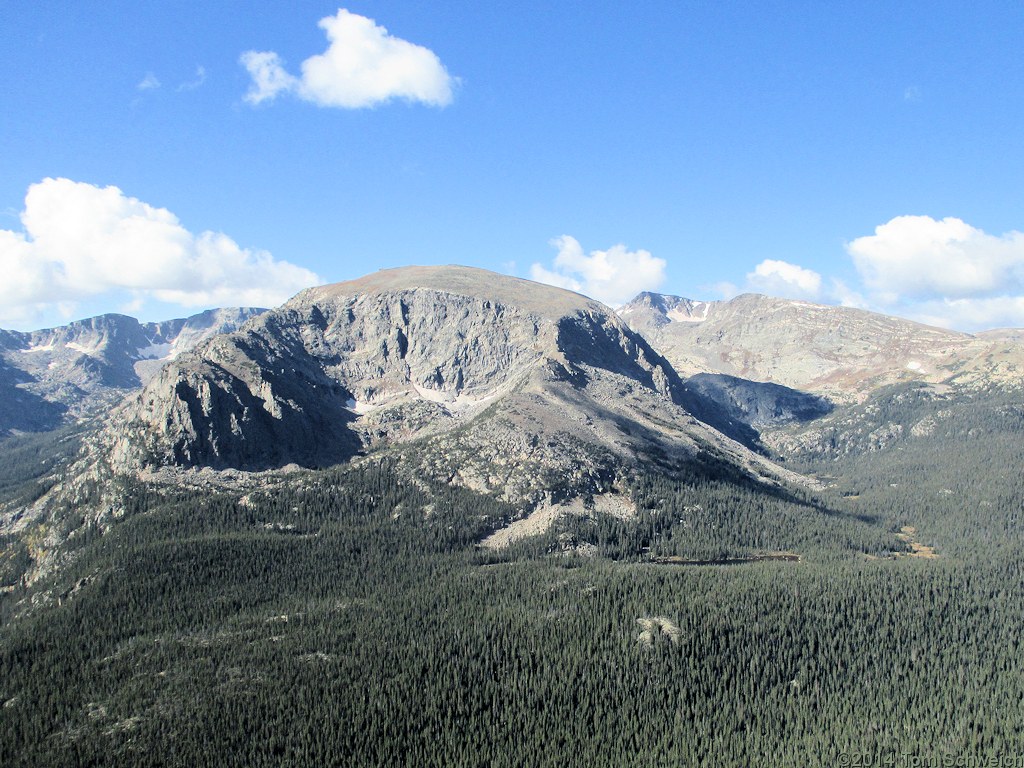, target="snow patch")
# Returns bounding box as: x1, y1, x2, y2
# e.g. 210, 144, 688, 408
67, 341, 102, 355
412, 383, 499, 413
906, 361, 922, 371
344, 398, 377, 415
413, 383, 450, 404
667, 302, 709, 323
